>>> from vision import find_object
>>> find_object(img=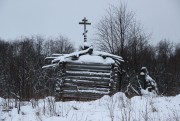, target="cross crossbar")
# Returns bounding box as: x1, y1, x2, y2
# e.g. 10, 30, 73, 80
79, 17, 91, 43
